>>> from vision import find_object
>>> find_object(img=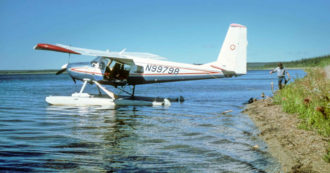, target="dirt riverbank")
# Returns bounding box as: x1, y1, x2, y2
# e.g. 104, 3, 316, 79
243, 98, 330, 173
